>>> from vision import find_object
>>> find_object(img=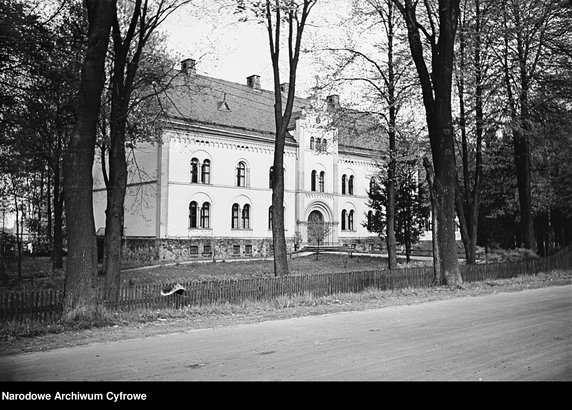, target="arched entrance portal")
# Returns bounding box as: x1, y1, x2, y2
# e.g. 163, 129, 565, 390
307, 210, 332, 246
